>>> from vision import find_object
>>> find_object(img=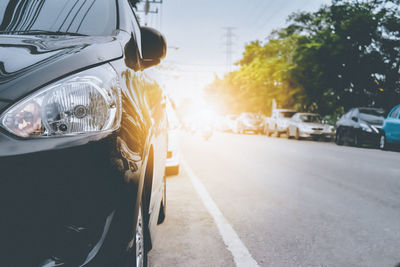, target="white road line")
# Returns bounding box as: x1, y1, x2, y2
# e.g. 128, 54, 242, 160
182, 159, 260, 267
